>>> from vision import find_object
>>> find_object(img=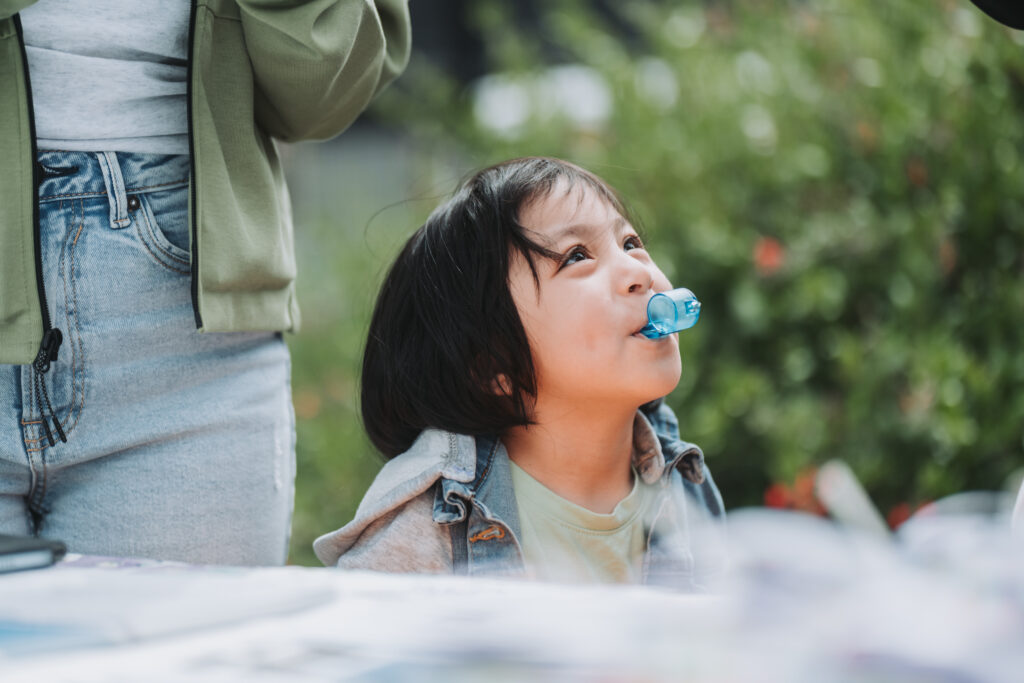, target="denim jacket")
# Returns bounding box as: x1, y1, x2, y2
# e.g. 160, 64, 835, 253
315, 400, 727, 589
